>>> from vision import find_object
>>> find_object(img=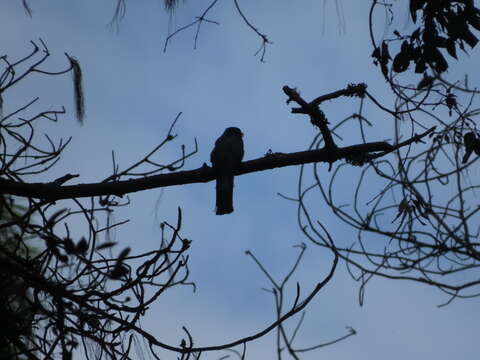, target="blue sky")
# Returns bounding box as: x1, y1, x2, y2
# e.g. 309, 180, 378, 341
2, 1, 479, 359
